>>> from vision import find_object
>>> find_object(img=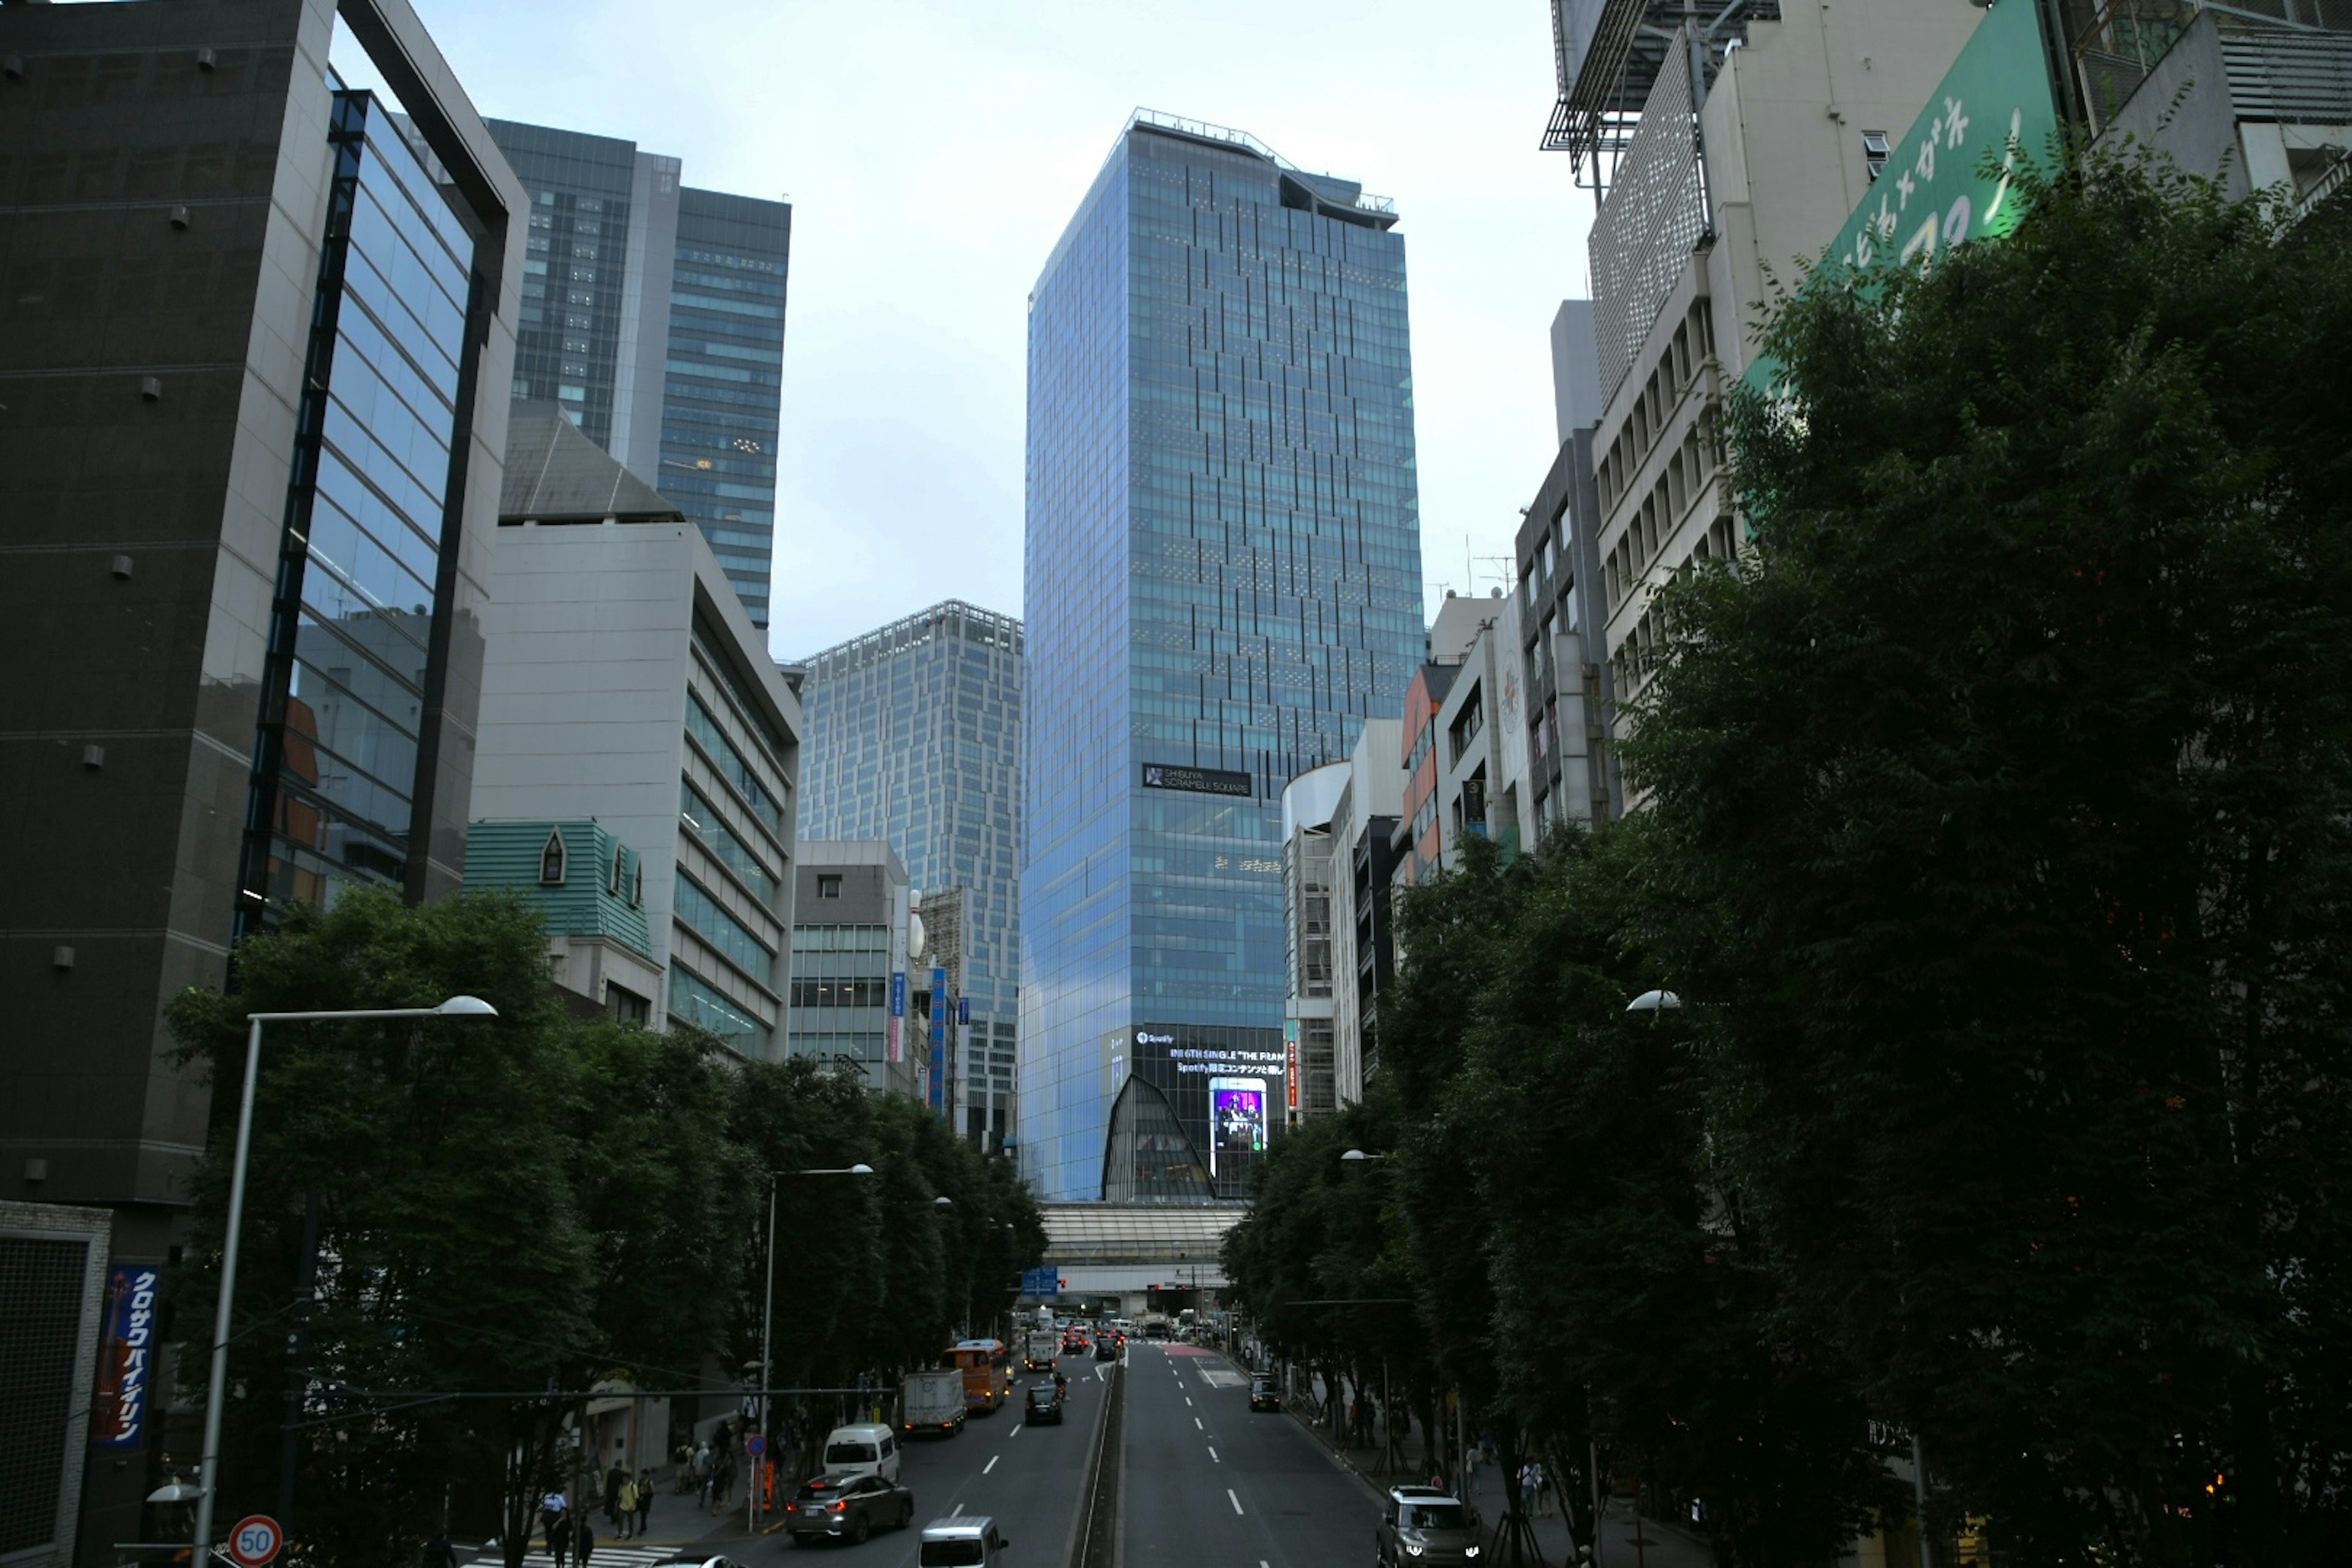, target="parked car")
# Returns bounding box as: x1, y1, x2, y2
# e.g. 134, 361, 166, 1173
784, 1472, 914, 1547
1375, 1485, 1482, 1566
1248, 1373, 1281, 1412
1023, 1381, 1065, 1425
918, 1516, 1011, 1566
820, 1422, 902, 1482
